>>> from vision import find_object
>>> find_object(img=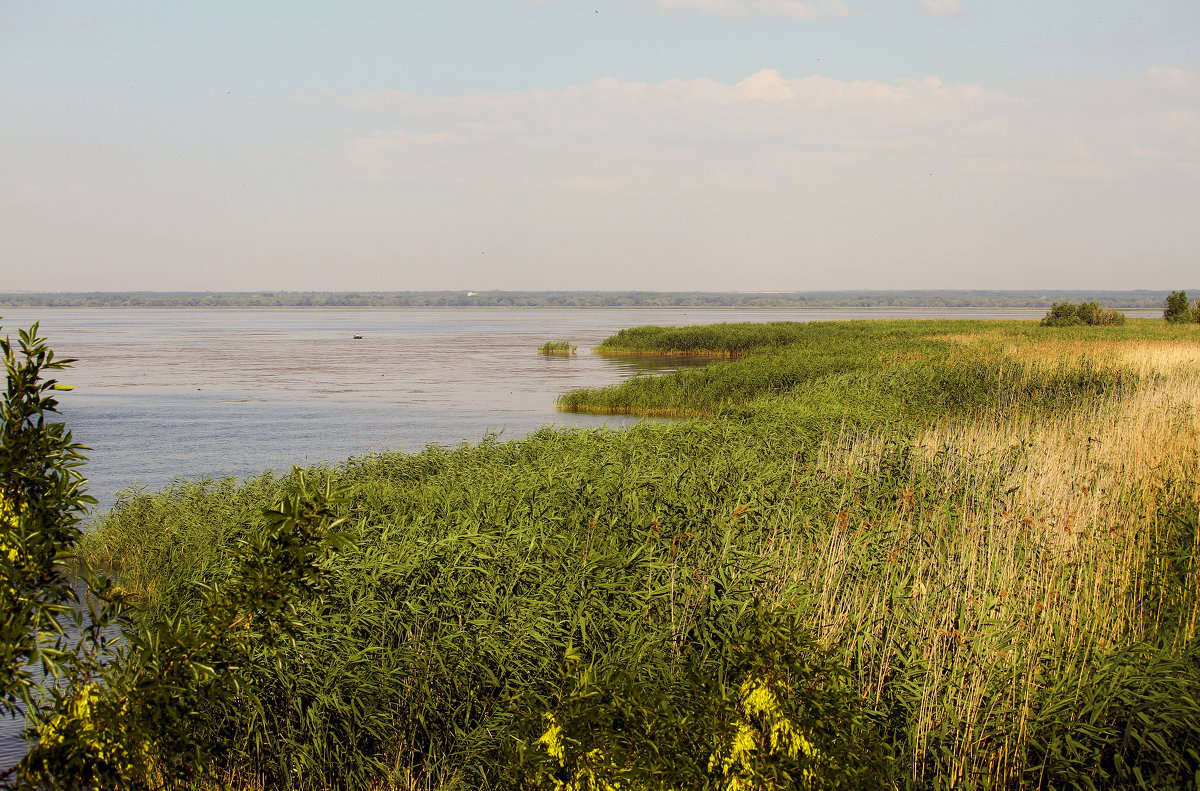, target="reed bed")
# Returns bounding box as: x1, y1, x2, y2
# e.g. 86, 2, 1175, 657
560, 321, 1134, 422
594, 321, 830, 356
538, 341, 577, 356
791, 376, 1200, 787
79, 319, 1200, 789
